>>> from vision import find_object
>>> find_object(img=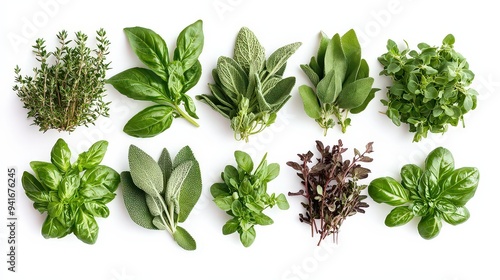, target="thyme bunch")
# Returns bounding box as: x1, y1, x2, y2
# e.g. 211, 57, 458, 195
13, 29, 111, 132
287, 140, 373, 245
